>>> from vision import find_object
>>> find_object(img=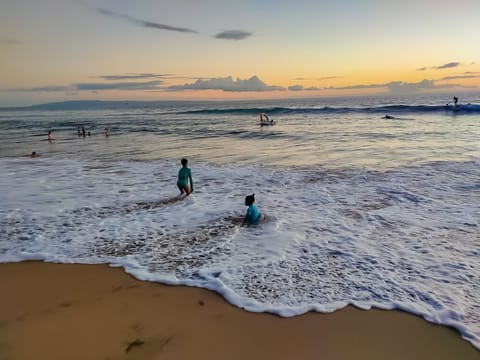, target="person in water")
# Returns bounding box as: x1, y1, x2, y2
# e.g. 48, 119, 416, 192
244, 193, 261, 225
177, 158, 193, 196
29, 151, 40, 158
47, 130, 54, 141
453, 96, 459, 106
260, 113, 273, 124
